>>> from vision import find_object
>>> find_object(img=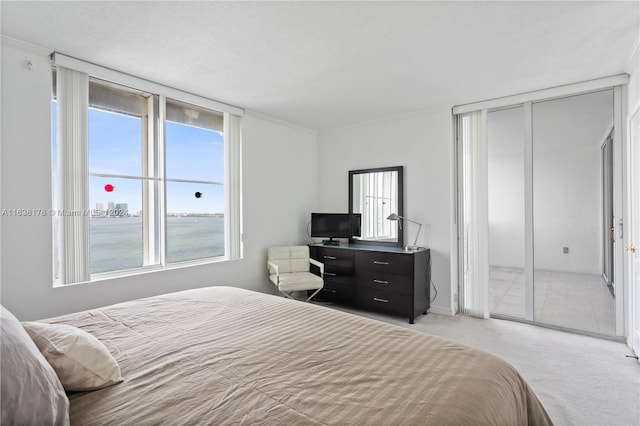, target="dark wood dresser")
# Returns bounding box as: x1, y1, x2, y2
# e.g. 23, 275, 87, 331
309, 243, 430, 324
